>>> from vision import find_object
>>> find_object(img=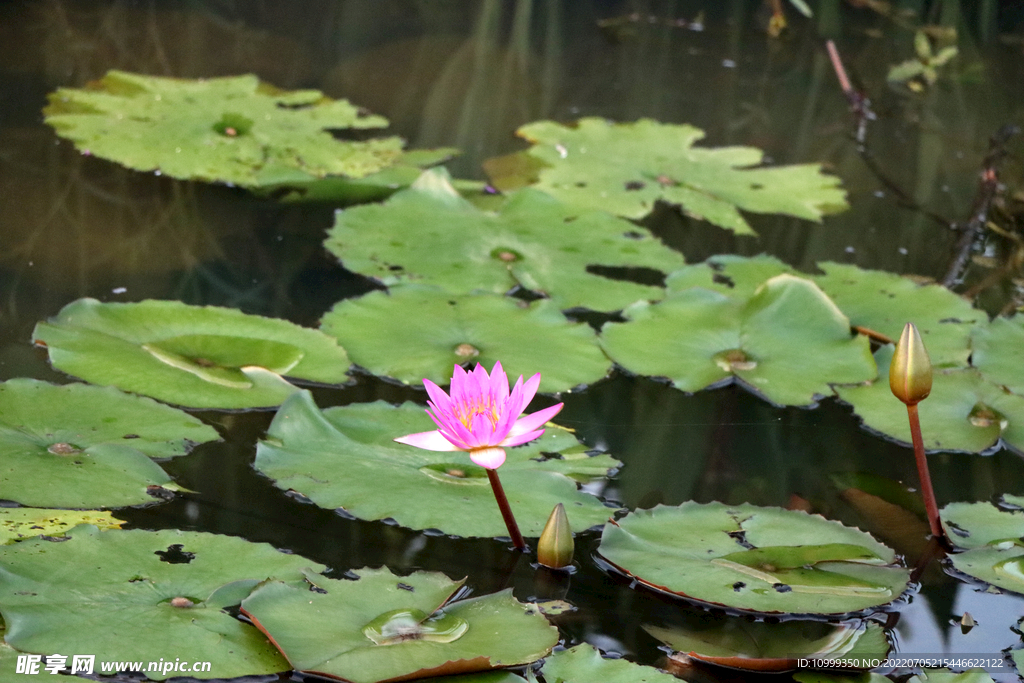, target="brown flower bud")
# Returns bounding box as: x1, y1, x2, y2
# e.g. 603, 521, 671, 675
537, 503, 573, 569
889, 322, 932, 406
